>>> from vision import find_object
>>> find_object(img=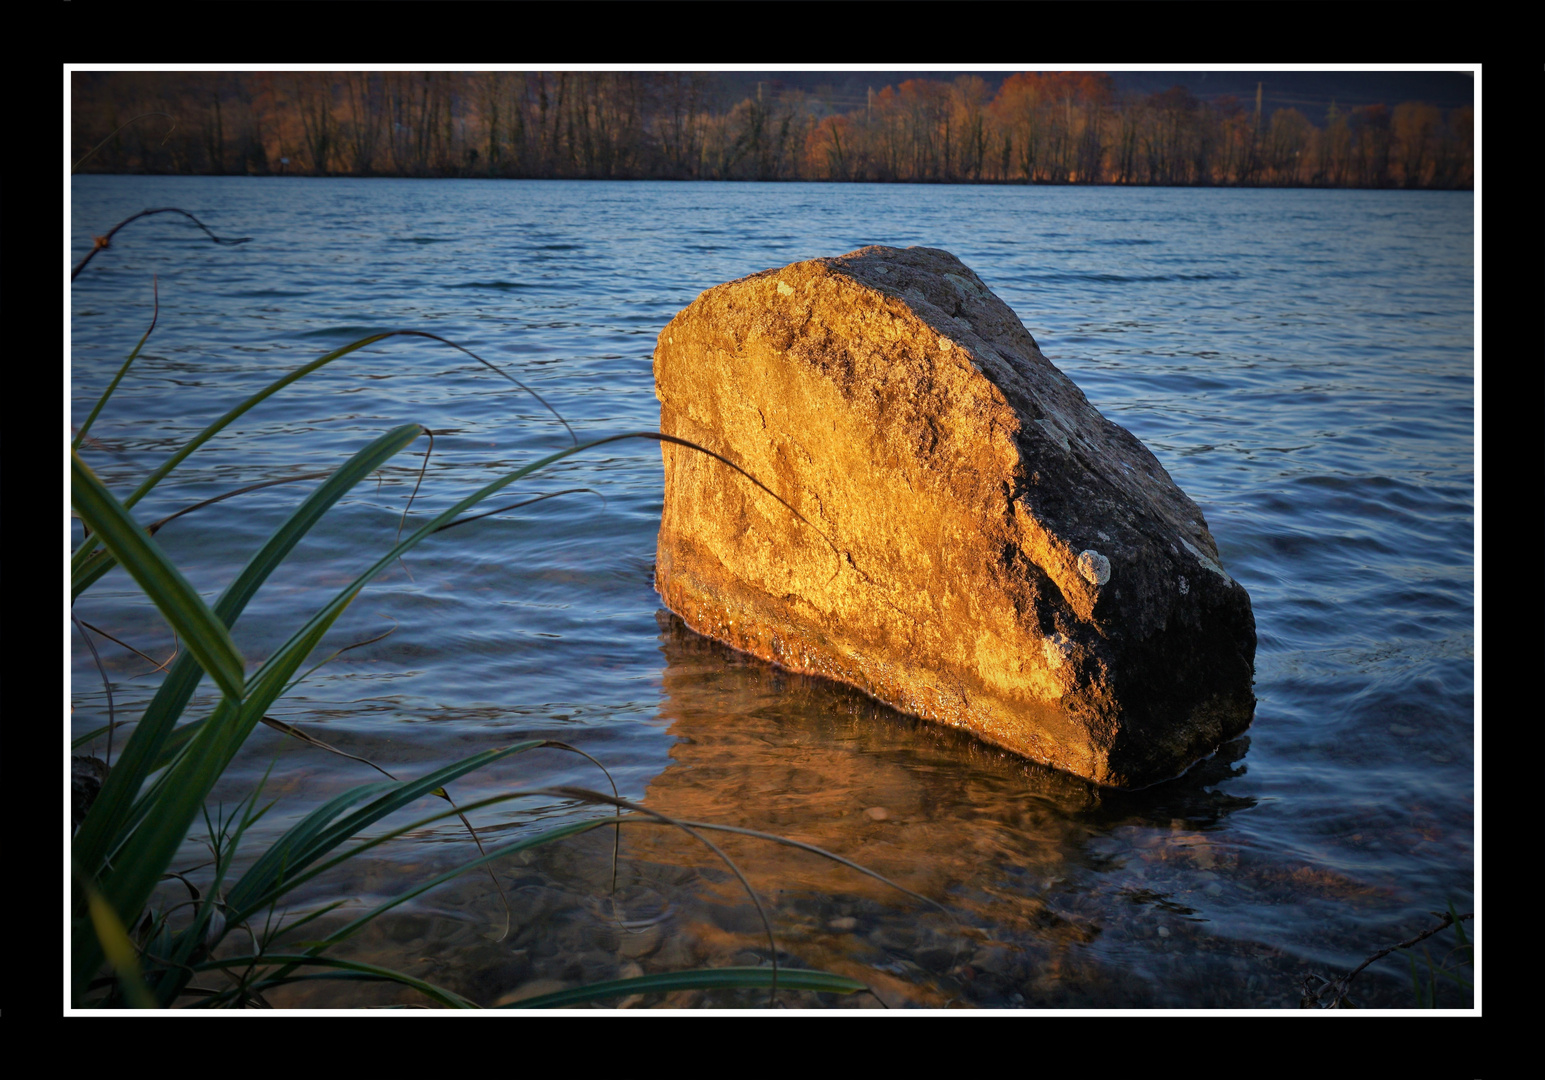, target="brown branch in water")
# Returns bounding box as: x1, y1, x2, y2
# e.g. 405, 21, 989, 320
280, 617, 401, 697
432, 487, 604, 533
541, 785, 783, 1006
392, 427, 434, 581
529, 742, 625, 898
257, 711, 521, 942
1300, 910, 1473, 1008
578, 431, 844, 576
146, 471, 335, 536
382, 331, 576, 446
260, 716, 404, 782
75, 617, 180, 678
70, 430, 132, 457
72, 208, 252, 281
72, 616, 117, 768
